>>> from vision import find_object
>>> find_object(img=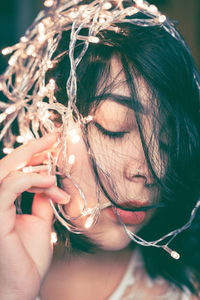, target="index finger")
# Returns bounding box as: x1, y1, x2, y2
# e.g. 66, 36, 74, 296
0, 134, 57, 181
